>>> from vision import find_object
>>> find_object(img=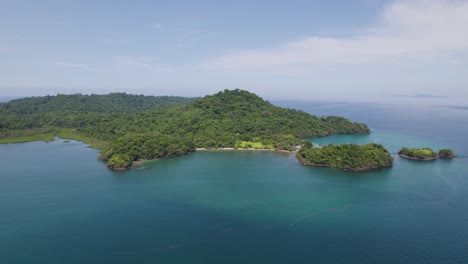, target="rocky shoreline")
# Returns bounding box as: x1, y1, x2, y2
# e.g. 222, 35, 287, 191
195, 147, 299, 154
398, 154, 438, 161
110, 147, 300, 170
399, 153, 456, 161
296, 155, 392, 172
